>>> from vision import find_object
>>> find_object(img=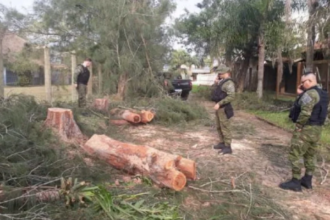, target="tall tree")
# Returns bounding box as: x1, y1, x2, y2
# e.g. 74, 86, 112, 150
175, 0, 285, 98
31, 0, 175, 99
0, 4, 25, 98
